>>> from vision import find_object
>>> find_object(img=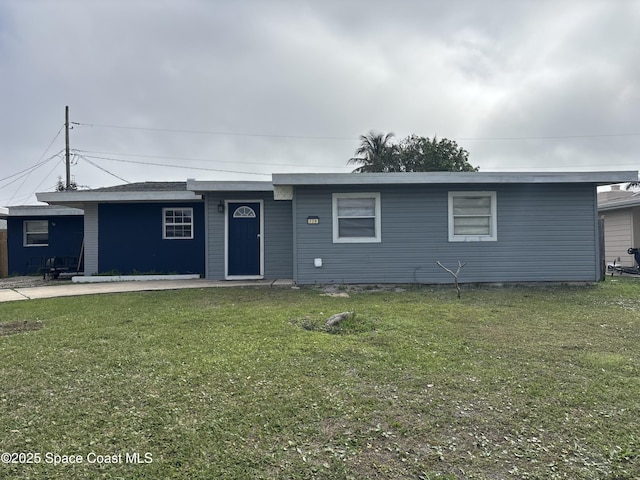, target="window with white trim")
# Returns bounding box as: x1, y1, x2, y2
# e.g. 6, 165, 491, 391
24, 220, 49, 246
448, 191, 497, 242
163, 208, 193, 239
332, 193, 381, 243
